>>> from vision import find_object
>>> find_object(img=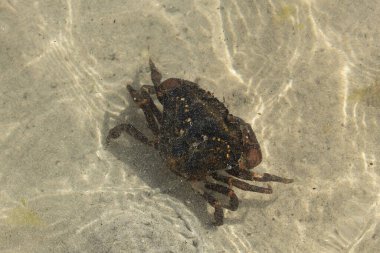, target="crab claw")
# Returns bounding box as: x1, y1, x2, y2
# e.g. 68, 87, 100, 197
239, 122, 262, 169
149, 58, 162, 87
244, 146, 262, 168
